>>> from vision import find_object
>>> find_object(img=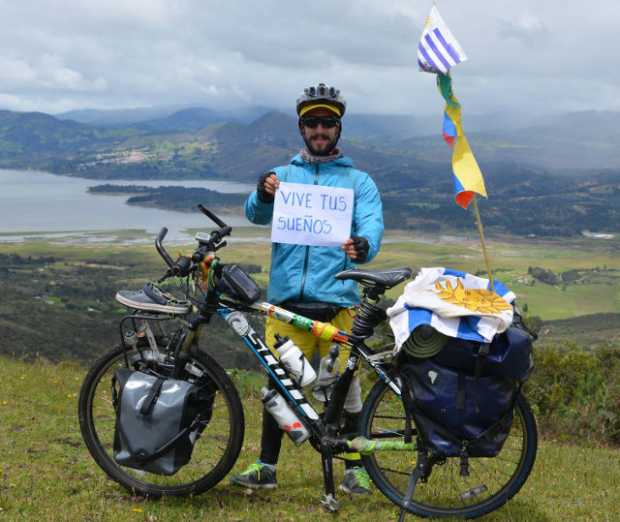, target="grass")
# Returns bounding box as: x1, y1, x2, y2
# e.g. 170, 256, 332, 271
1, 232, 620, 519
1, 356, 619, 521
